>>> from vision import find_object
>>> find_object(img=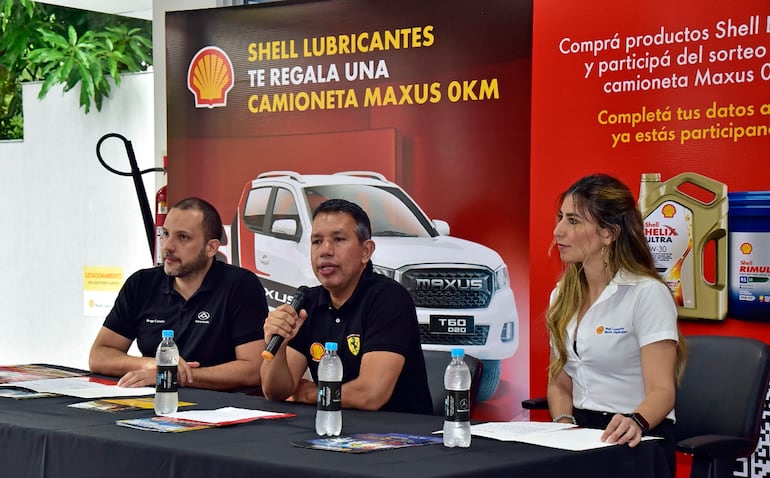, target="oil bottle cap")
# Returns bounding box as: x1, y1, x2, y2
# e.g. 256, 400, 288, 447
641, 173, 661, 182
